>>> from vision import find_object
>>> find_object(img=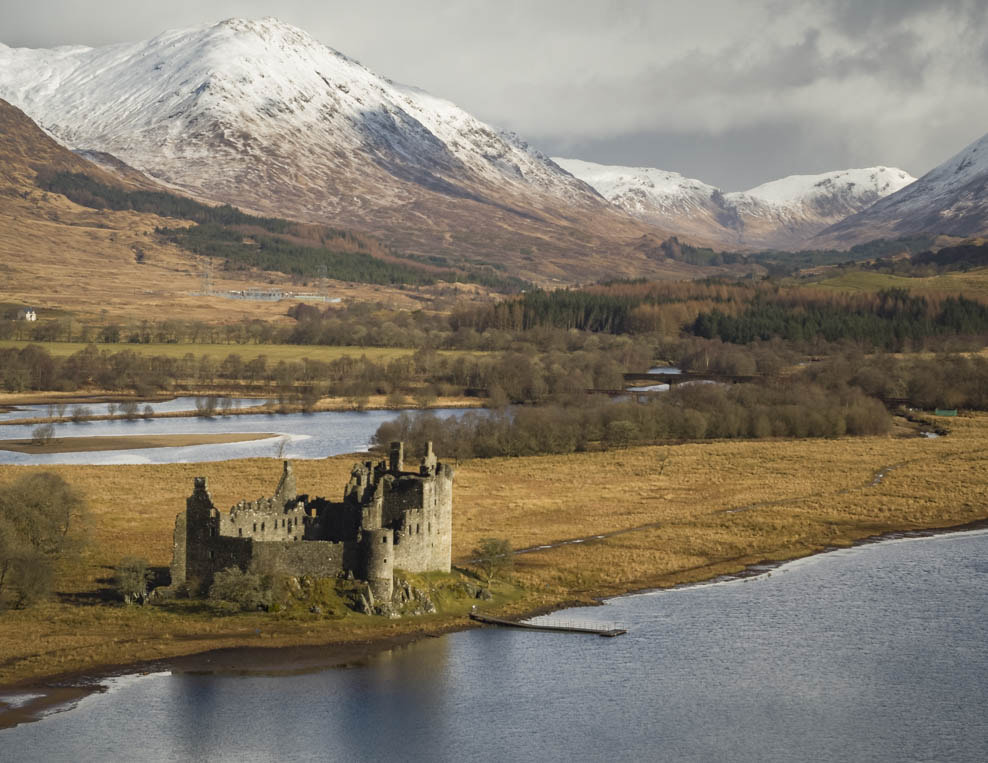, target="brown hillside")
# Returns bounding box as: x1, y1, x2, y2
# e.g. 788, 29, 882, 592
0, 99, 451, 321
0, 99, 123, 189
